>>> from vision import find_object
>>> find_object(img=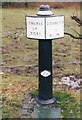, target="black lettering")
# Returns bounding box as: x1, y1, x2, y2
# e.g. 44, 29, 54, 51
41, 23, 43, 25
31, 22, 33, 25
30, 32, 32, 35
35, 27, 37, 30
36, 22, 38, 25
36, 32, 38, 35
